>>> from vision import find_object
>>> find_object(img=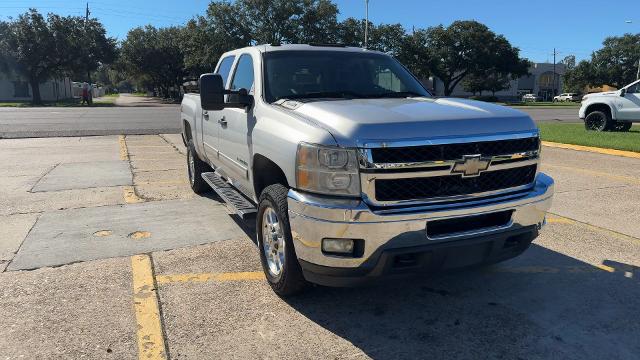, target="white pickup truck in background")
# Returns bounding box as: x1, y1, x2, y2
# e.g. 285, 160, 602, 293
180, 44, 554, 296
580, 80, 640, 131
